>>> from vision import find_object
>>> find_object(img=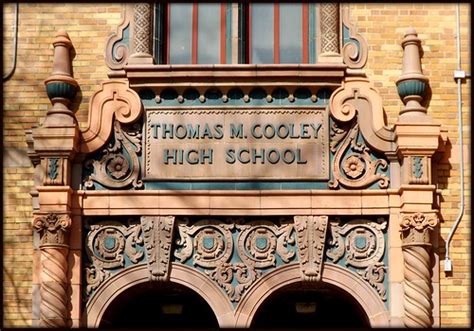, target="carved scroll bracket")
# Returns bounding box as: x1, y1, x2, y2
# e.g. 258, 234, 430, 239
105, 4, 133, 77
141, 216, 176, 281
341, 4, 368, 71
79, 80, 143, 154
329, 77, 395, 154
294, 216, 328, 282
